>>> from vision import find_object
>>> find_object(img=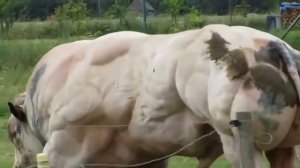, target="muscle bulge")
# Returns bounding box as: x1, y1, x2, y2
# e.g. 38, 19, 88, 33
129, 32, 213, 153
